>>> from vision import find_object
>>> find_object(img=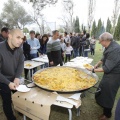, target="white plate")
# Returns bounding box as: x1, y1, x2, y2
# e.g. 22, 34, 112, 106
16, 85, 31, 92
